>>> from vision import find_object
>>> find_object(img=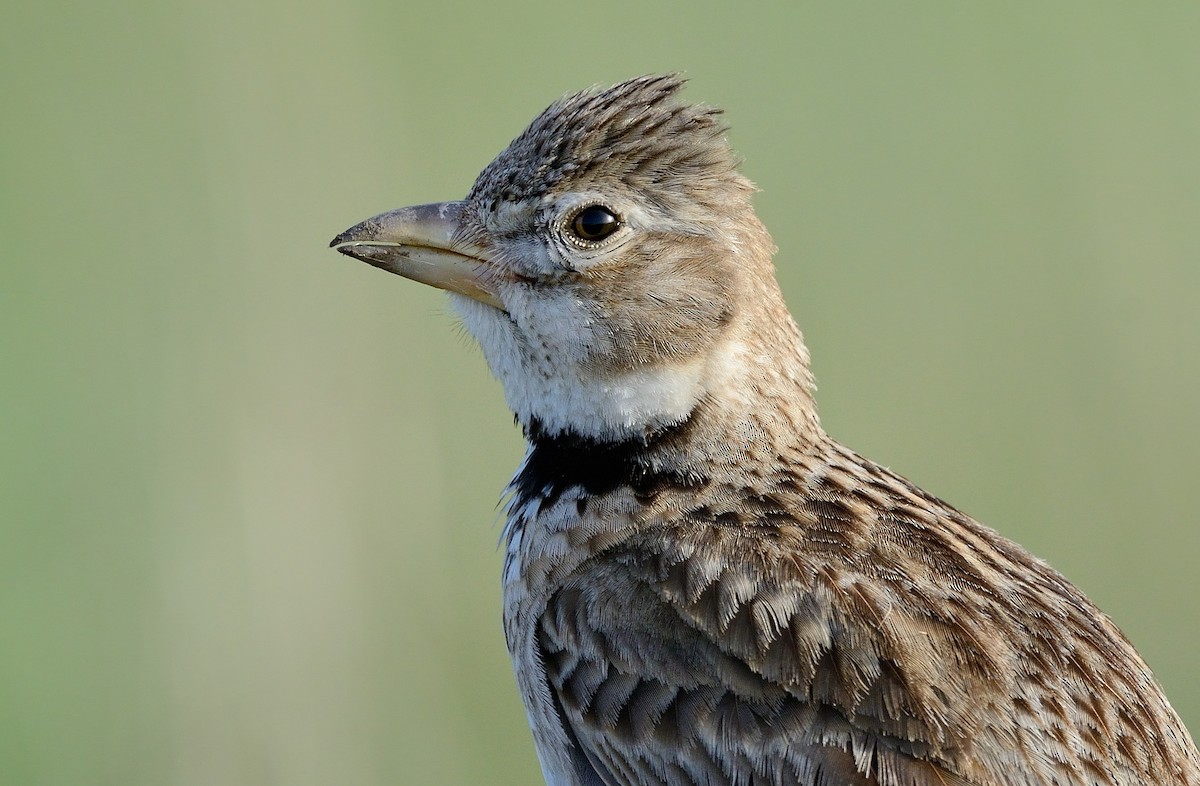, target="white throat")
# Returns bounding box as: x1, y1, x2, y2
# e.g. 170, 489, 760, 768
521, 359, 708, 438
452, 294, 749, 441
